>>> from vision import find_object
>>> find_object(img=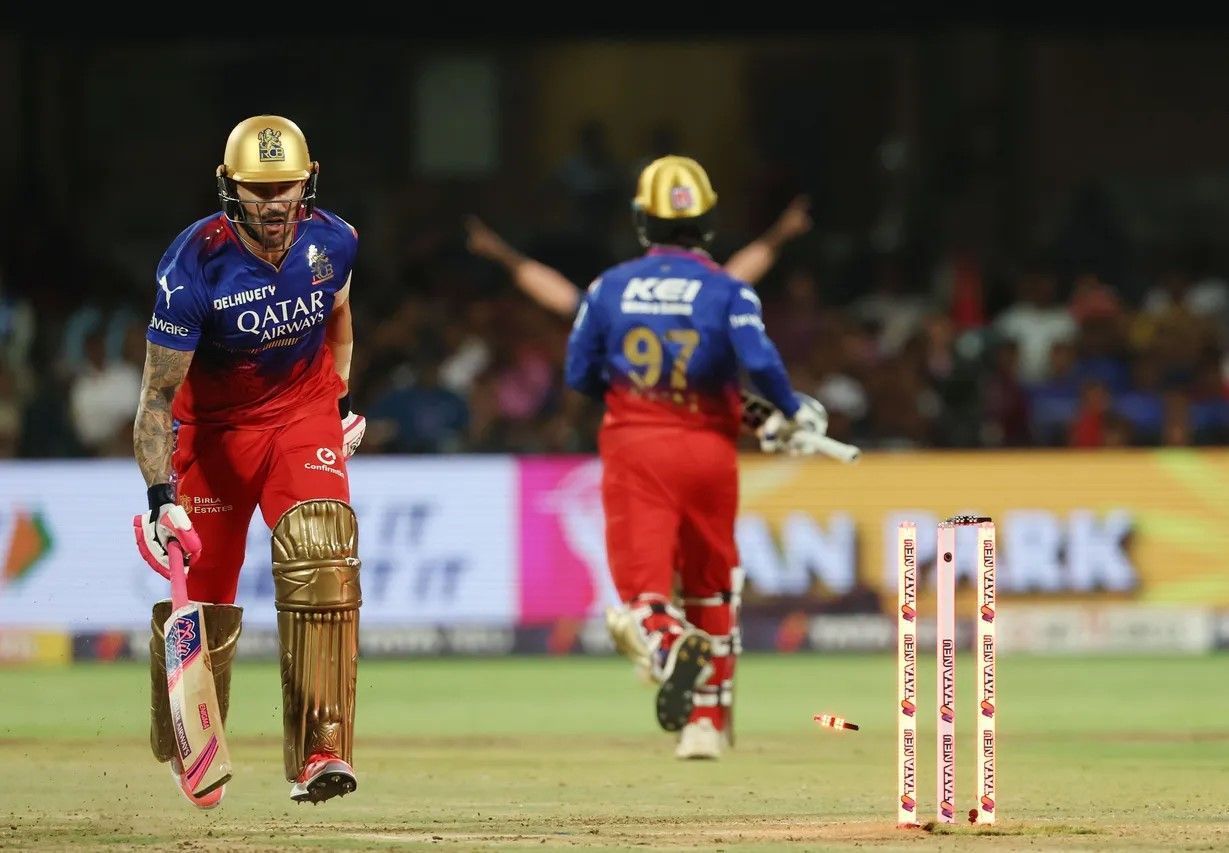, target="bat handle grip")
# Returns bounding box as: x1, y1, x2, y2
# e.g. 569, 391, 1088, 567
168, 540, 189, 611
815, 435, 861, 463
